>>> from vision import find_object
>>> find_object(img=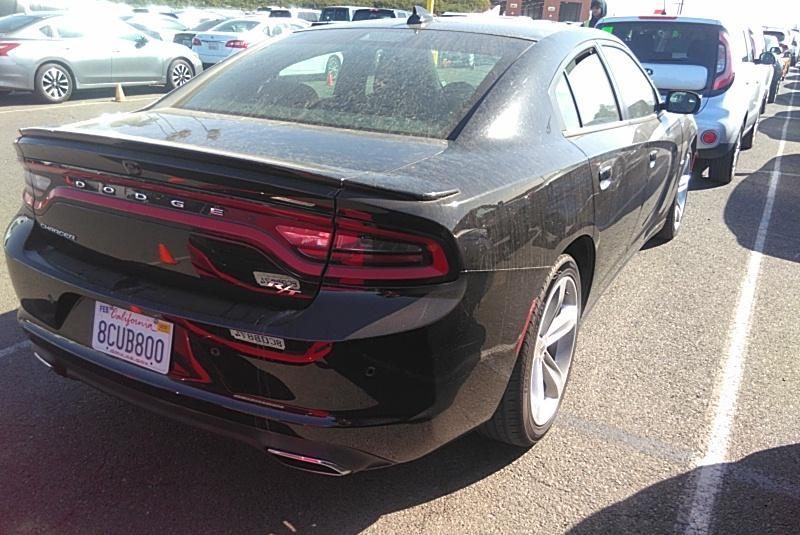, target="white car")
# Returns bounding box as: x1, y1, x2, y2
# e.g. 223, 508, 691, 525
192, 17, 300, 67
